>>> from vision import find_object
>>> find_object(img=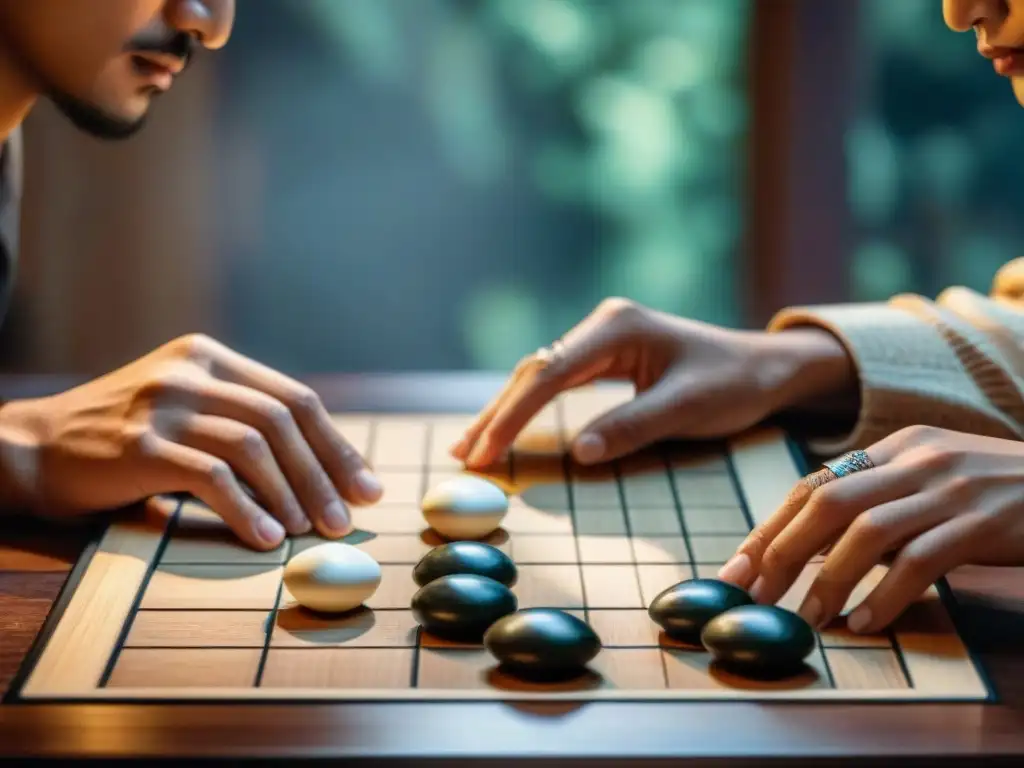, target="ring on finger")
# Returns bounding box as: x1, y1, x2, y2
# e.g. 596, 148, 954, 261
804, 449, 875, 490
534, 339, 566, 366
